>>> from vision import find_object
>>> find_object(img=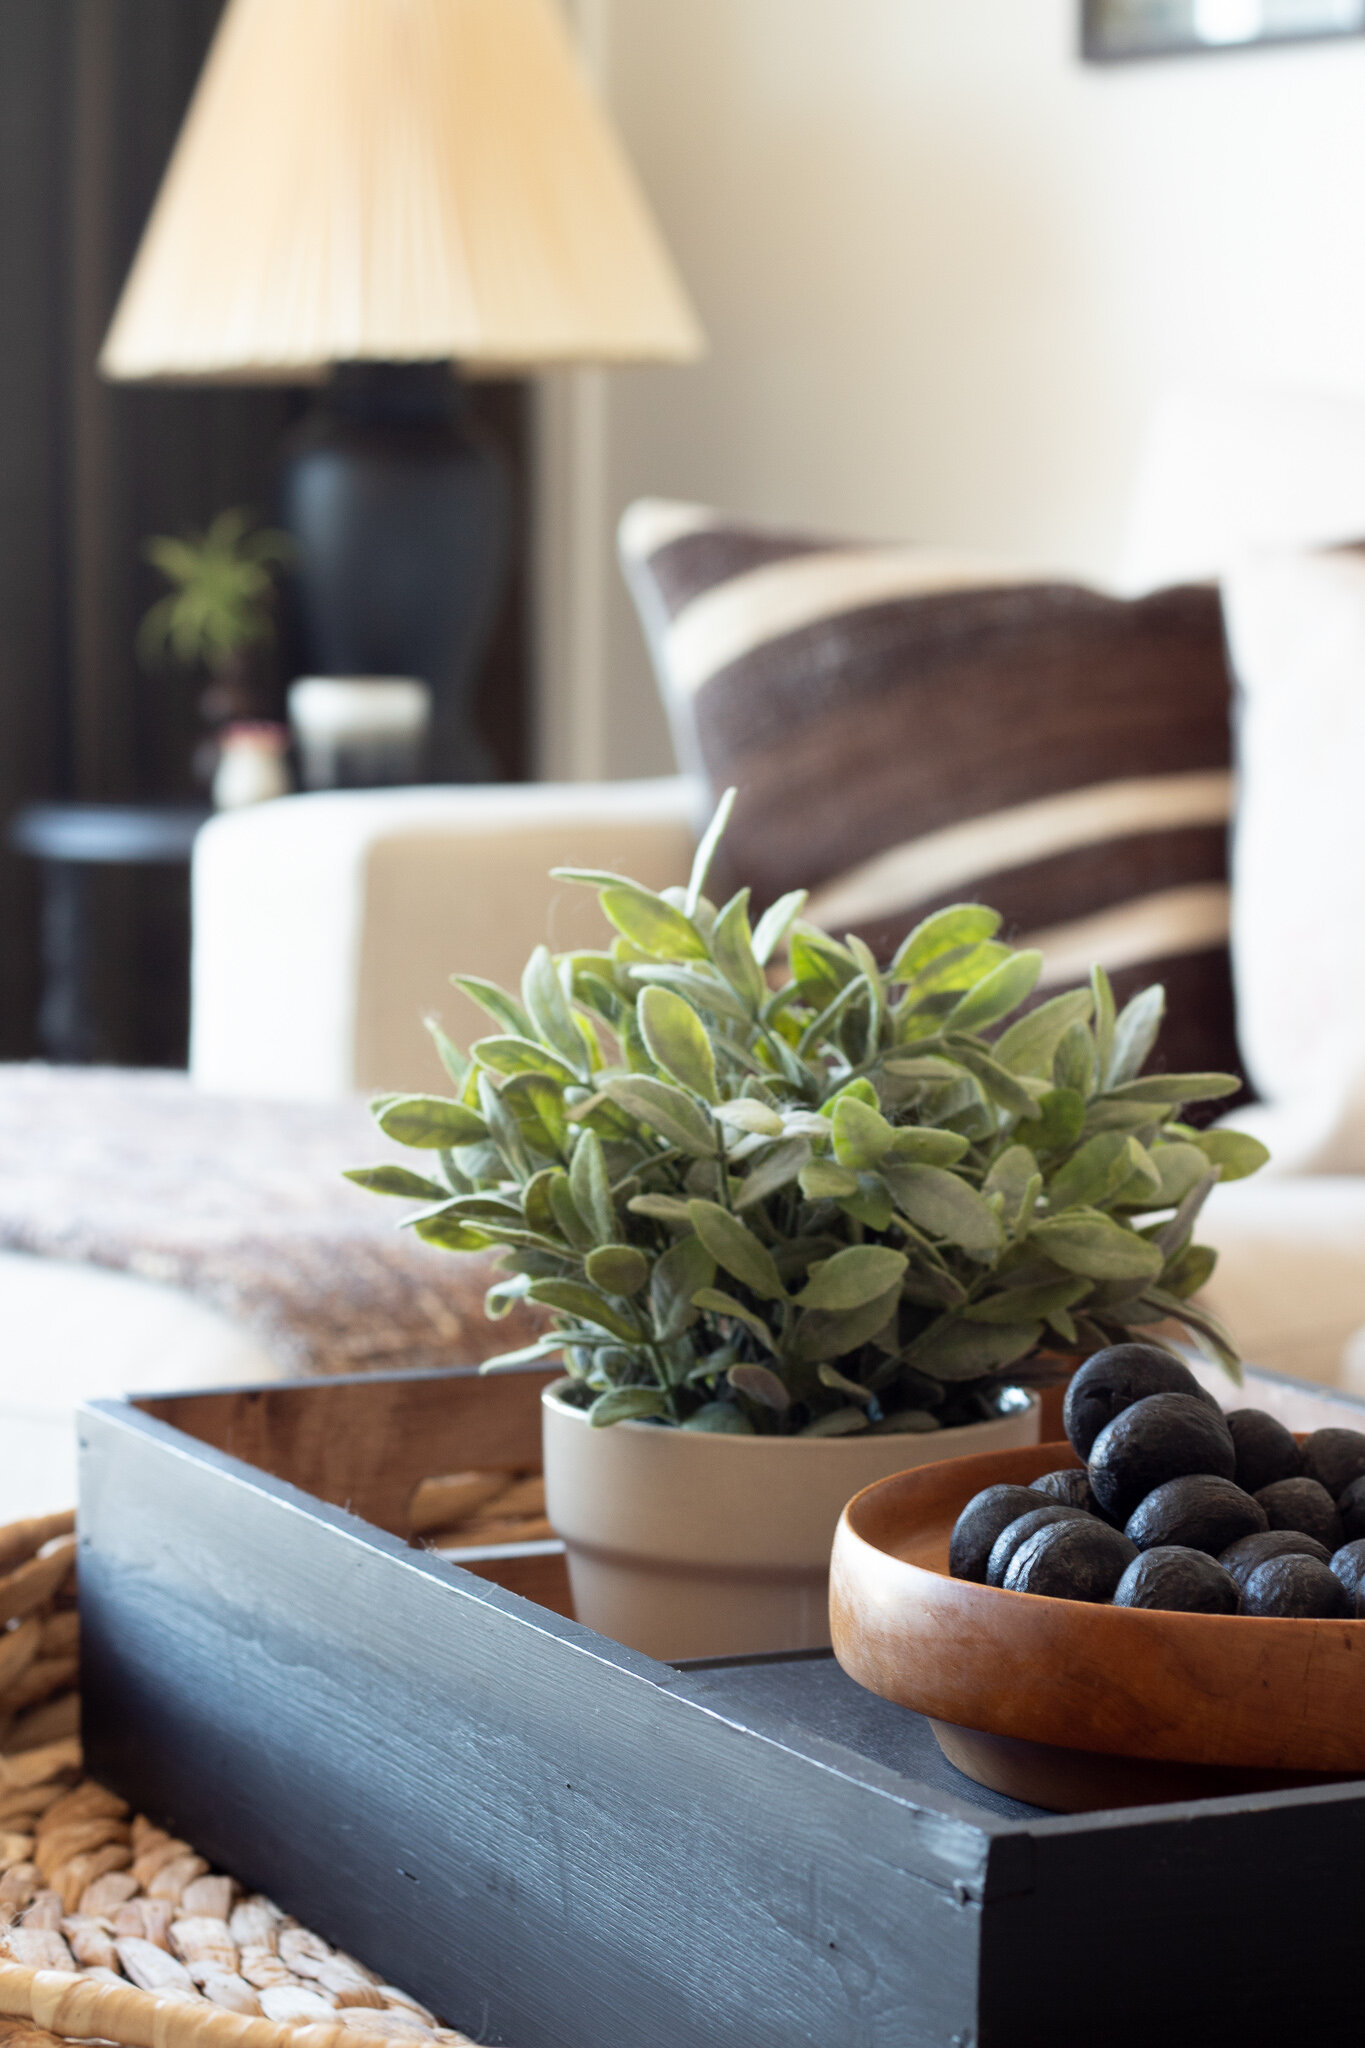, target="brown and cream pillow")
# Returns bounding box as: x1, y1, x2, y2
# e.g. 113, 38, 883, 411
619, 498, 1240, 1080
